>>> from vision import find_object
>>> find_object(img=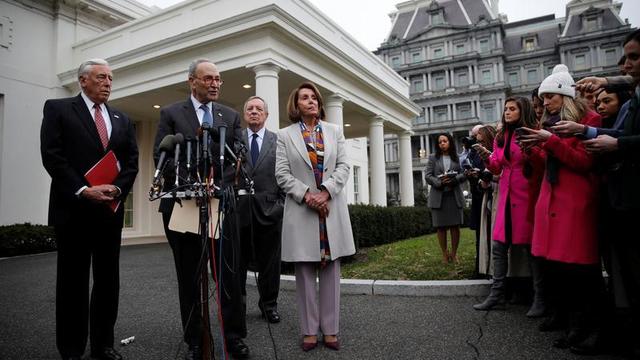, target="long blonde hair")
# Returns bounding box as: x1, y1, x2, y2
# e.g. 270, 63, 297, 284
541, 95, 588, 123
